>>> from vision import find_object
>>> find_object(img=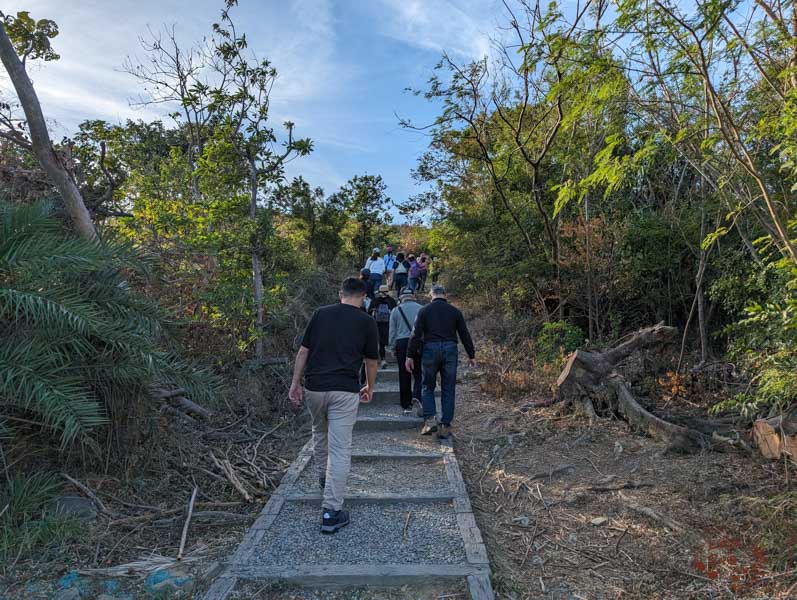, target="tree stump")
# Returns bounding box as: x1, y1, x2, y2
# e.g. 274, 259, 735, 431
752, 415, 797, 461
556, 322, 711, 452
